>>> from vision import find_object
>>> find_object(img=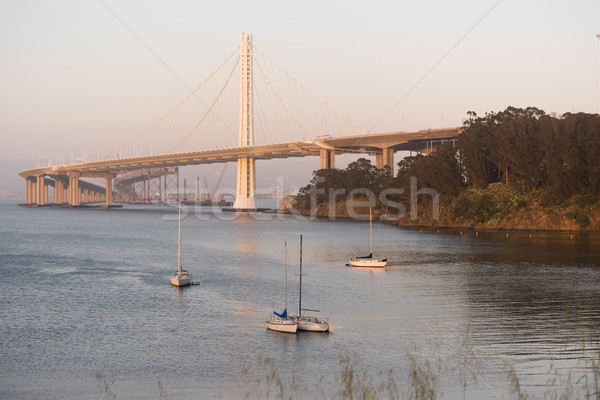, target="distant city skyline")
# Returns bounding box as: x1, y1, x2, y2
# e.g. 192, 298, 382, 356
1, 0, 599, 191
